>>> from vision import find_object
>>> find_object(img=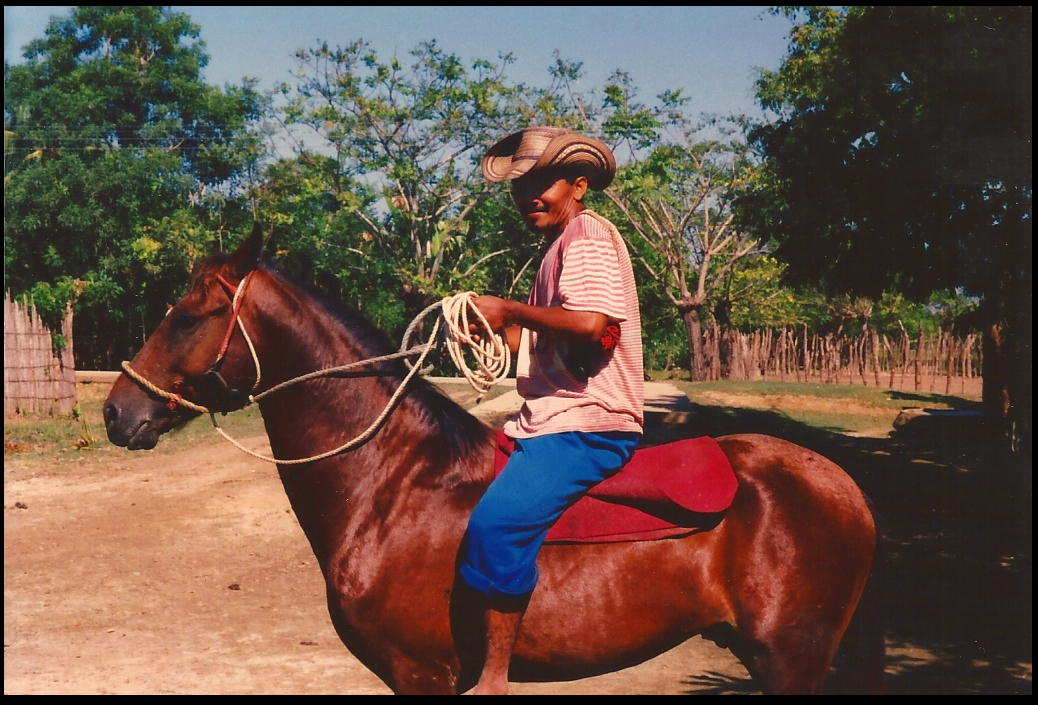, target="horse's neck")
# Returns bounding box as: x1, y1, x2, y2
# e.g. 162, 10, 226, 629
244, 272, 478, 567
247, 278, 383, 456
245, 275, 358, 384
